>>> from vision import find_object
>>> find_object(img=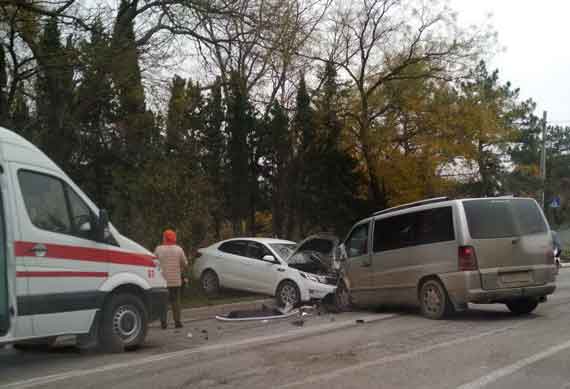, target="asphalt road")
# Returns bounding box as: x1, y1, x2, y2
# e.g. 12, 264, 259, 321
3, 270, 570, 389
